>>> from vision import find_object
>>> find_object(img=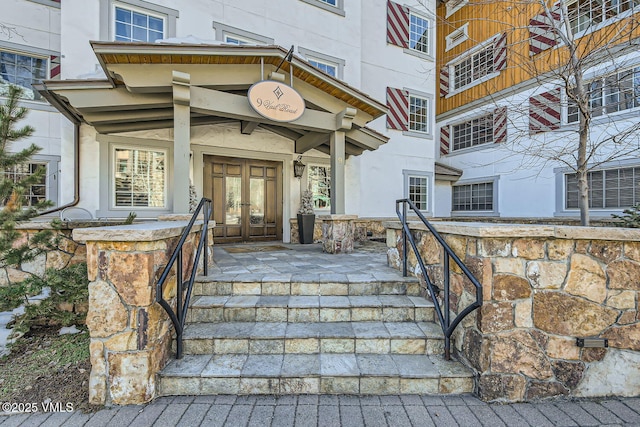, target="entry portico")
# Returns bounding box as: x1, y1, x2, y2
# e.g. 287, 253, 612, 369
39, 42, 388, 242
